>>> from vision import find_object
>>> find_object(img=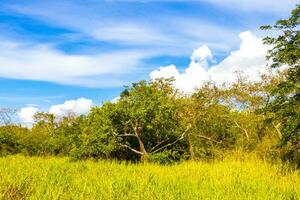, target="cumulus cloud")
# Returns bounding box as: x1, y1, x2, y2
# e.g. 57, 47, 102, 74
111, 96, 120, 103
18, 98, 93, 125
18, 106, 39, 125
150, 31, 269, 93
49, 98, 93, 116
209, 31, 269, 83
